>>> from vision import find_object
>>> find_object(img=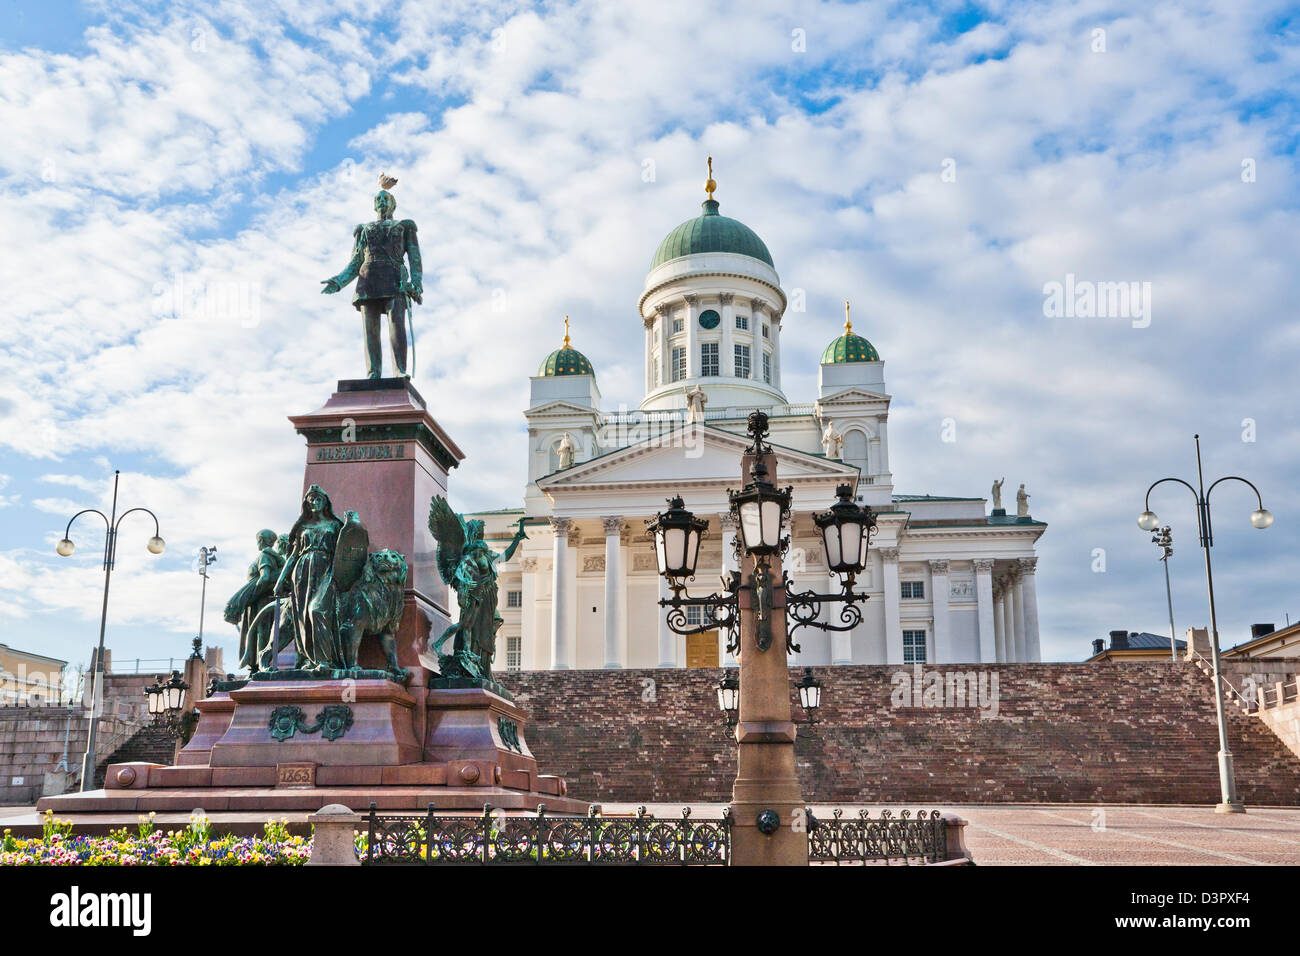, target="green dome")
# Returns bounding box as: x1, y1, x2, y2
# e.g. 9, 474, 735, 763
821, 329, 880, 364
540, 345, 594, 377
651, 199, 774, 269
